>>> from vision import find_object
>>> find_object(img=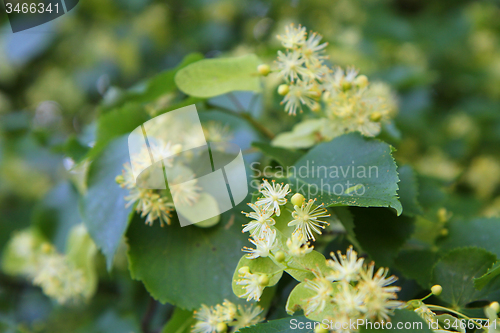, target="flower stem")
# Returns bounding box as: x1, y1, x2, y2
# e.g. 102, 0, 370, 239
205, 101, 275, 140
